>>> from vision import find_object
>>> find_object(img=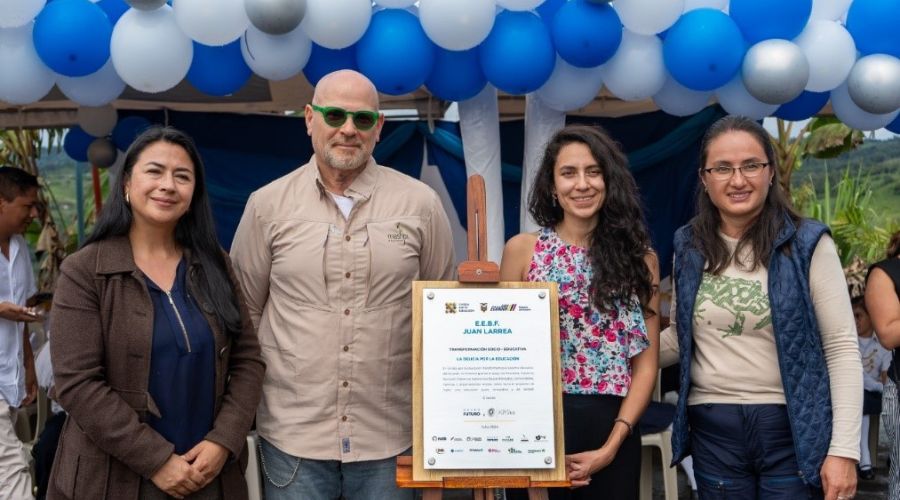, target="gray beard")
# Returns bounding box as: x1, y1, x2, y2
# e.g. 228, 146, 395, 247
324, 149, 368, 171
